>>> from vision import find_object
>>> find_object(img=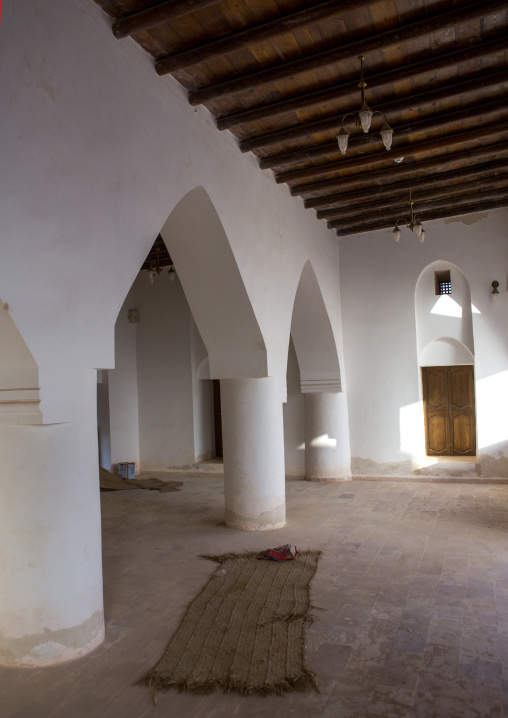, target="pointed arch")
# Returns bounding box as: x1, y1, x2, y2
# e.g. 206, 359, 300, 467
160, 187, 267, 379
0, 301, 41, 424
290, 261, 342, 393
